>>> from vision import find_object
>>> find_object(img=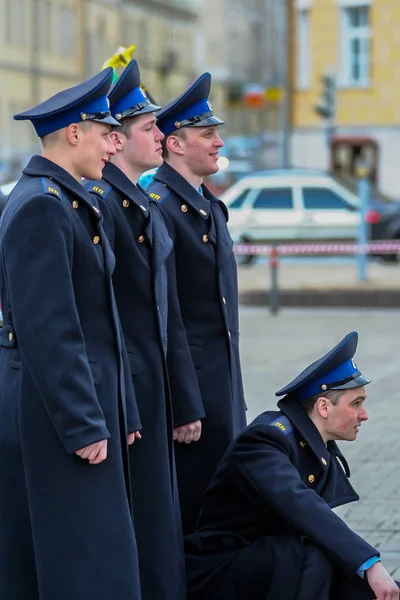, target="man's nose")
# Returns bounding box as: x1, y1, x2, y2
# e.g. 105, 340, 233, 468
359, 407, 368, 421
